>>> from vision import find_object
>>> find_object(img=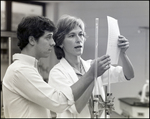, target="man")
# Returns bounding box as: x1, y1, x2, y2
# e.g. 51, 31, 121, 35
2, 15, 111, 118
